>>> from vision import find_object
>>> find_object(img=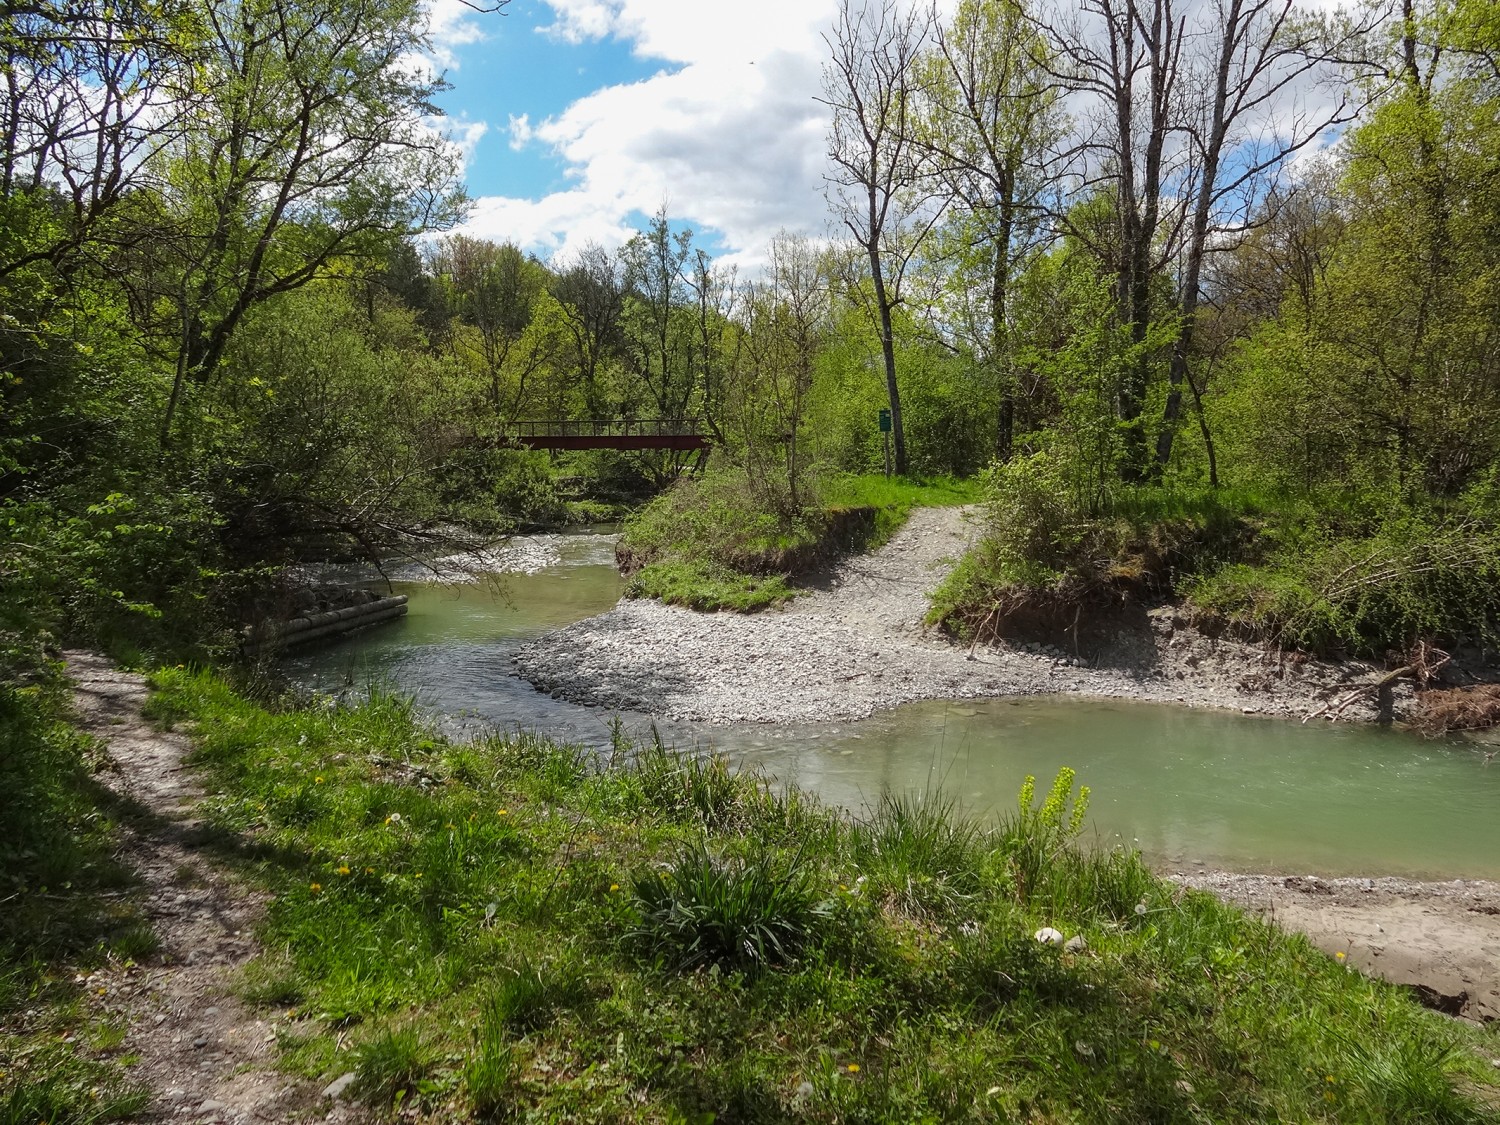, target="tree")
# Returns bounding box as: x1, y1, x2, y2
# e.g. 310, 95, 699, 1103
916, 0, 1063, 462
728, 233, 827, 513
133, 0, 473, 445
1151, 0, 1359, 472
551, 241, 625, 416
822, 0, 935, 476
429, 236, 552, 417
